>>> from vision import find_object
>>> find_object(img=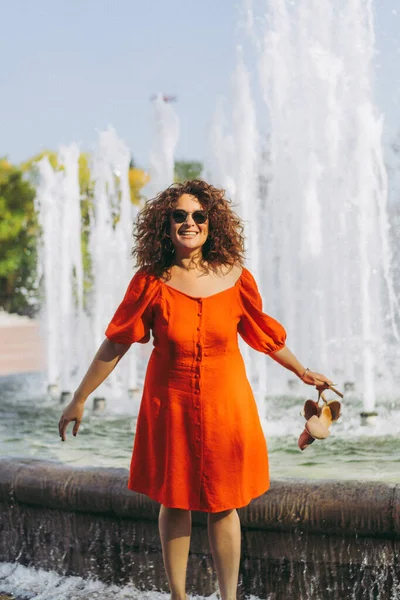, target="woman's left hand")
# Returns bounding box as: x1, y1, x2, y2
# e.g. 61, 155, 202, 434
301, 370, 334, 388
